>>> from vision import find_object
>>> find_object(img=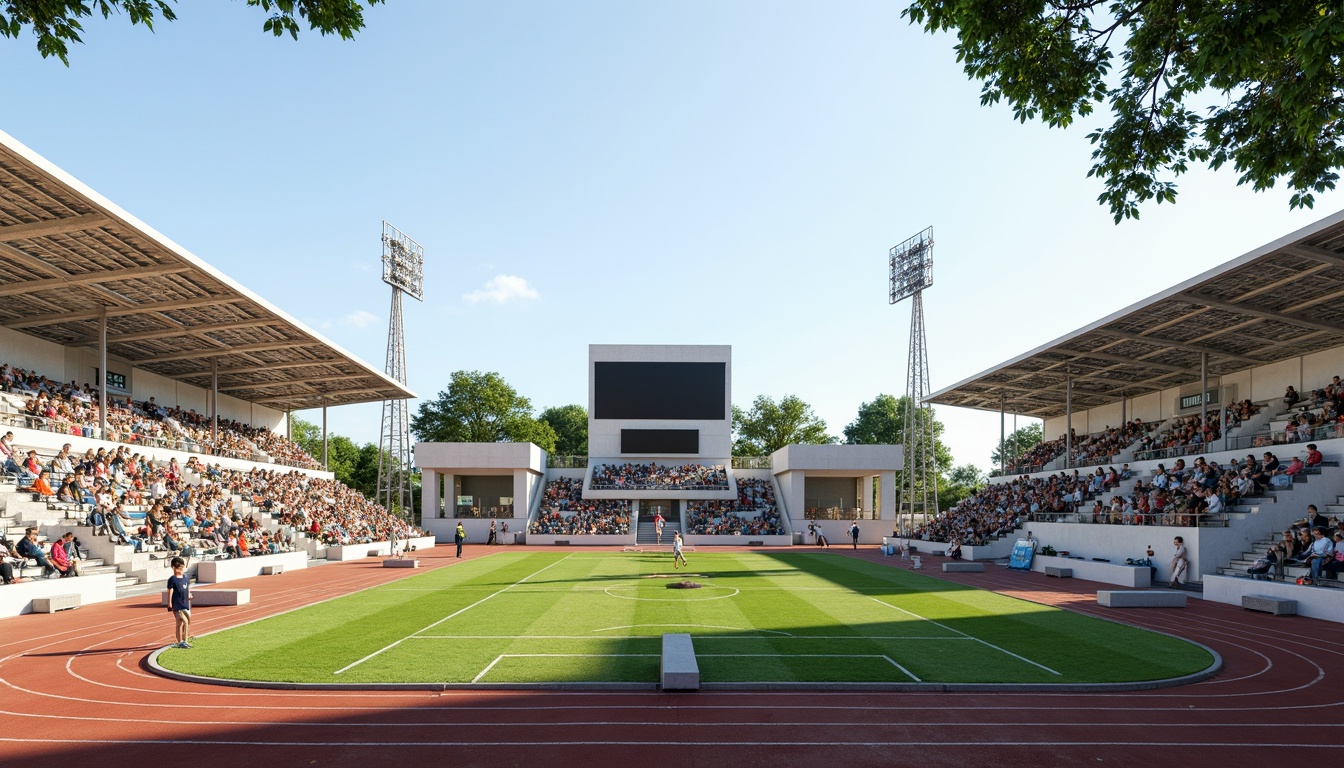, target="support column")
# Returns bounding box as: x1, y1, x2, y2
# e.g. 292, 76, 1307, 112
286, 411, 291, 441
1200, 351, 1209, 452
98, 307, 107, 439
422, 469, 439, 520
322, 399, 329, 470
1065, 374, 1073, 469
999, 398, 1006, 476
879, 471, 897, 529
211, 357, 218, 449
